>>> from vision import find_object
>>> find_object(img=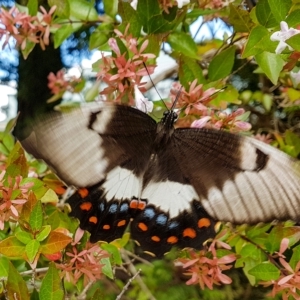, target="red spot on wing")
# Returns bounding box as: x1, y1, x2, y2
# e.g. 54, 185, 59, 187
78, 188, 89, 198
138, 222, 148, 231
80, 202, 92, 211
117, 220, 126, 227
183, 228, 196, 238
151, 236, 160, 242
130, 199, 146, 210
103, 224, 110, 230
167, 236, 178, 244
198, 218, 211, 228
89, 216, 98, 224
